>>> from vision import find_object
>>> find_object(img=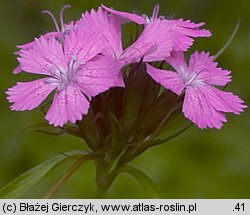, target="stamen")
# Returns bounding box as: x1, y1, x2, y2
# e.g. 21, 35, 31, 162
142, 14, 150, 24
60, 5, 71, 32
186, 68, 208, 86
69, 58, 75, 75
71, 55, 77, 62
185, 73, 197, 86
42, 10, 60, 32
152, 4, 160, 21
